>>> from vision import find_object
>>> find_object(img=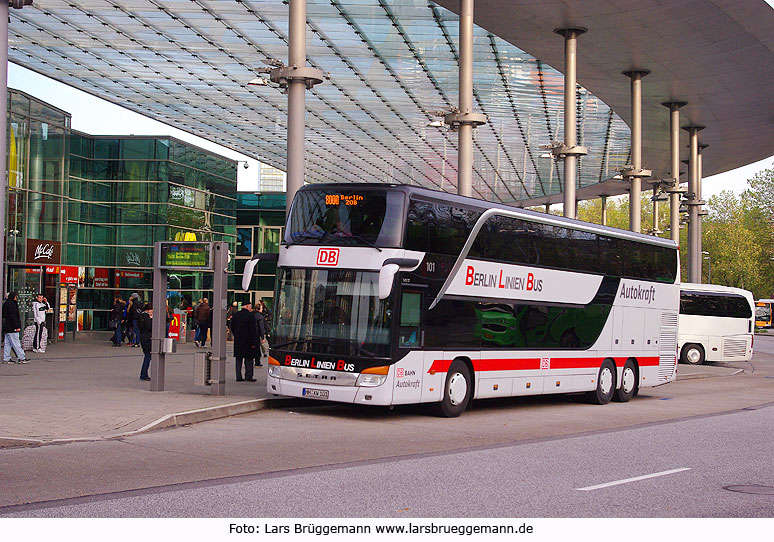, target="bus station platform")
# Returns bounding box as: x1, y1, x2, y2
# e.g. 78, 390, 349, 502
0, 340, 283, 448
0, 338, 751, 448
